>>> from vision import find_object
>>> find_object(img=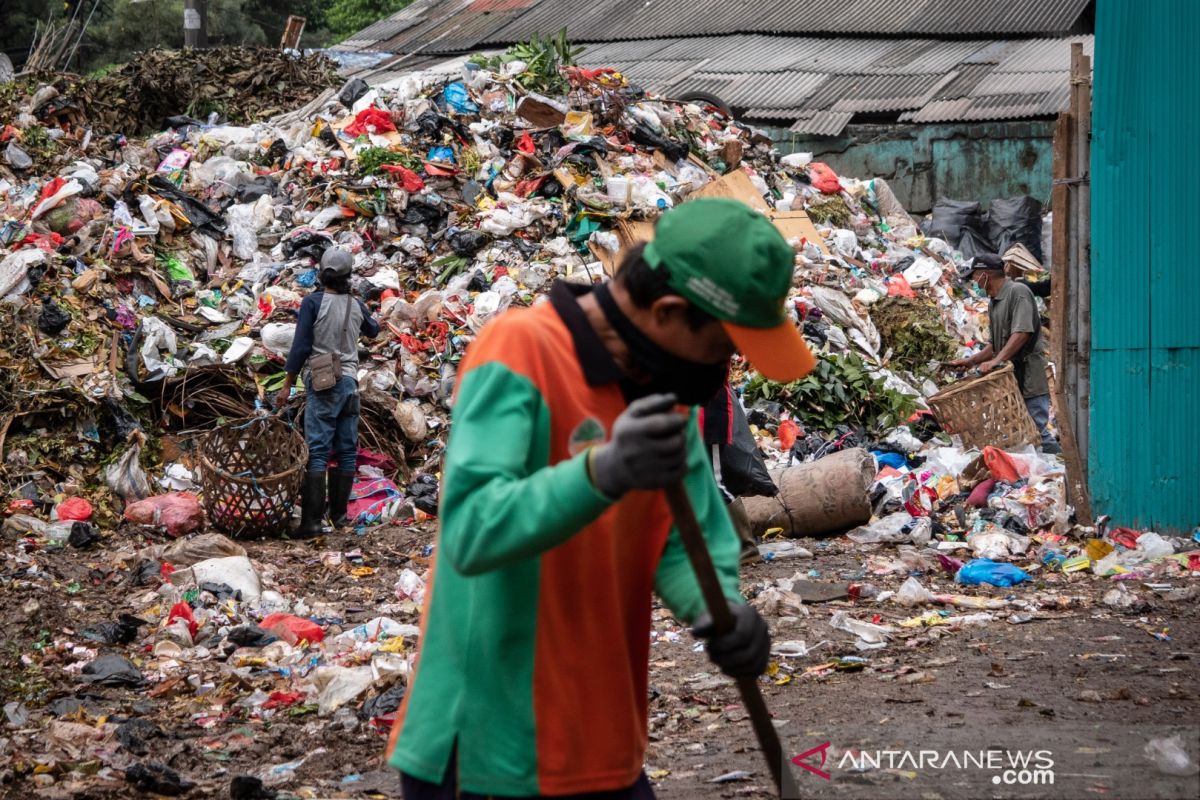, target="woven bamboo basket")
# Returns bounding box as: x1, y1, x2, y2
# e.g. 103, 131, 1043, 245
198, 415, 308, 538
927, 363, 1039, 452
